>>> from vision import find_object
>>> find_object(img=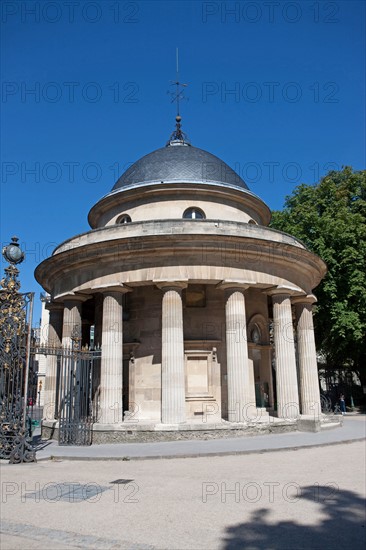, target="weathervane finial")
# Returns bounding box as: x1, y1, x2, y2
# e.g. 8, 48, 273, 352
167, 48, 190, 146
